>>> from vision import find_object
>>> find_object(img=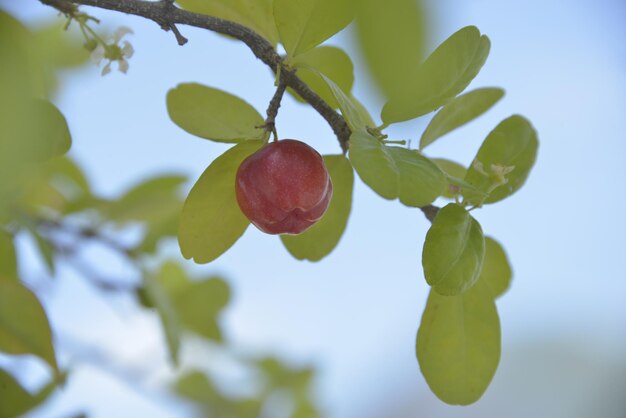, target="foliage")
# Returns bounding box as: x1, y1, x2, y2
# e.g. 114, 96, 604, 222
0, 0, 539, 415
